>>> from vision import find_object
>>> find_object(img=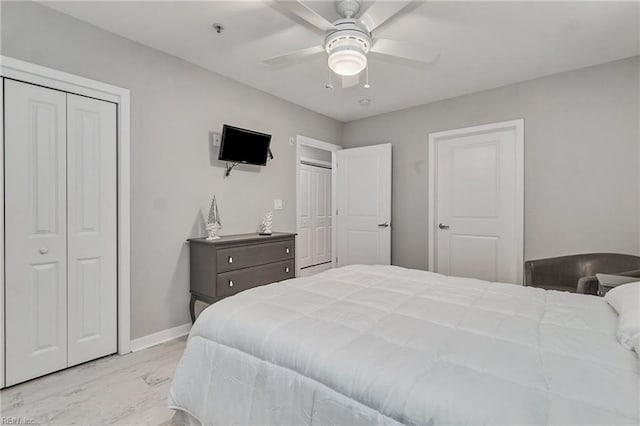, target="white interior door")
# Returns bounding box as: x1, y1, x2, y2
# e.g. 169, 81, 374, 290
298, 164, 313, 268
335, 144, 392, 267
4, 80, 68, 386
312, 166, 332, 265
429, 120, 524, 284
66, 94, 118, 366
